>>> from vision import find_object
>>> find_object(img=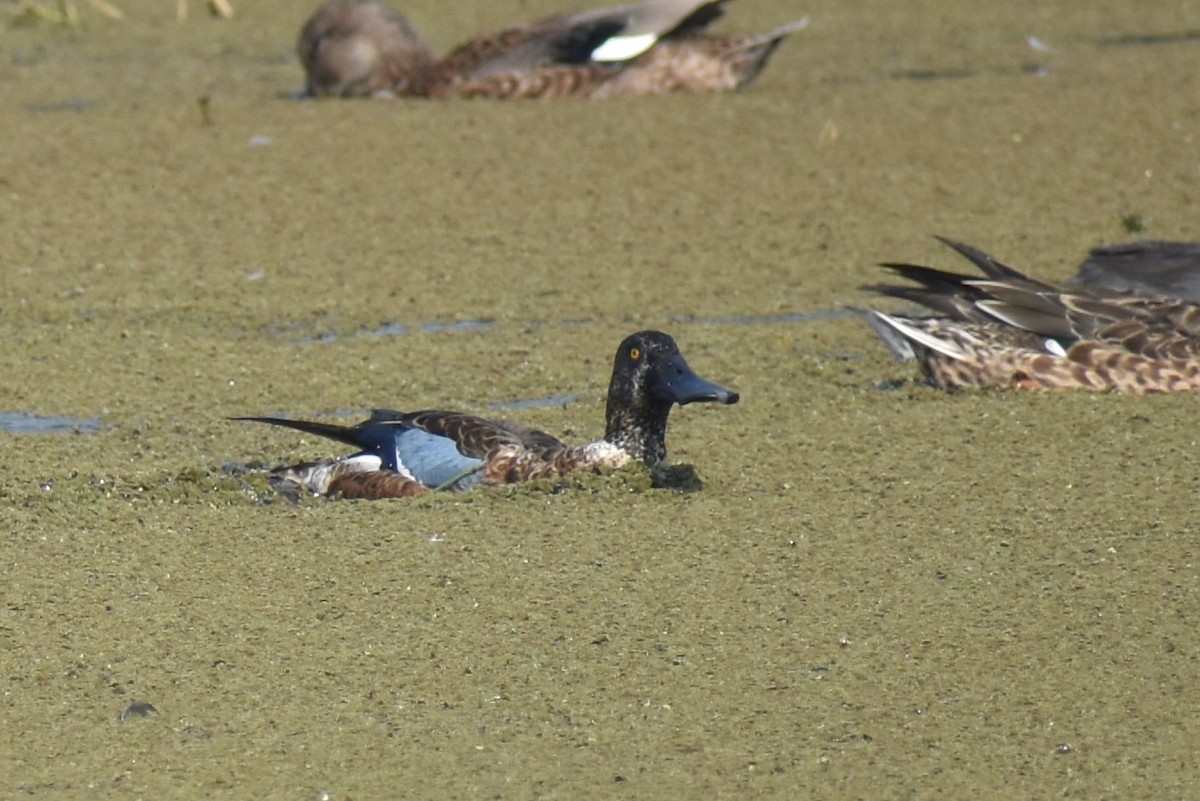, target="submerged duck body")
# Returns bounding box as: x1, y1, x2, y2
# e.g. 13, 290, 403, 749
863, 237, 1200, 394
236, 331, 738, 499
298, 0, 807, 99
